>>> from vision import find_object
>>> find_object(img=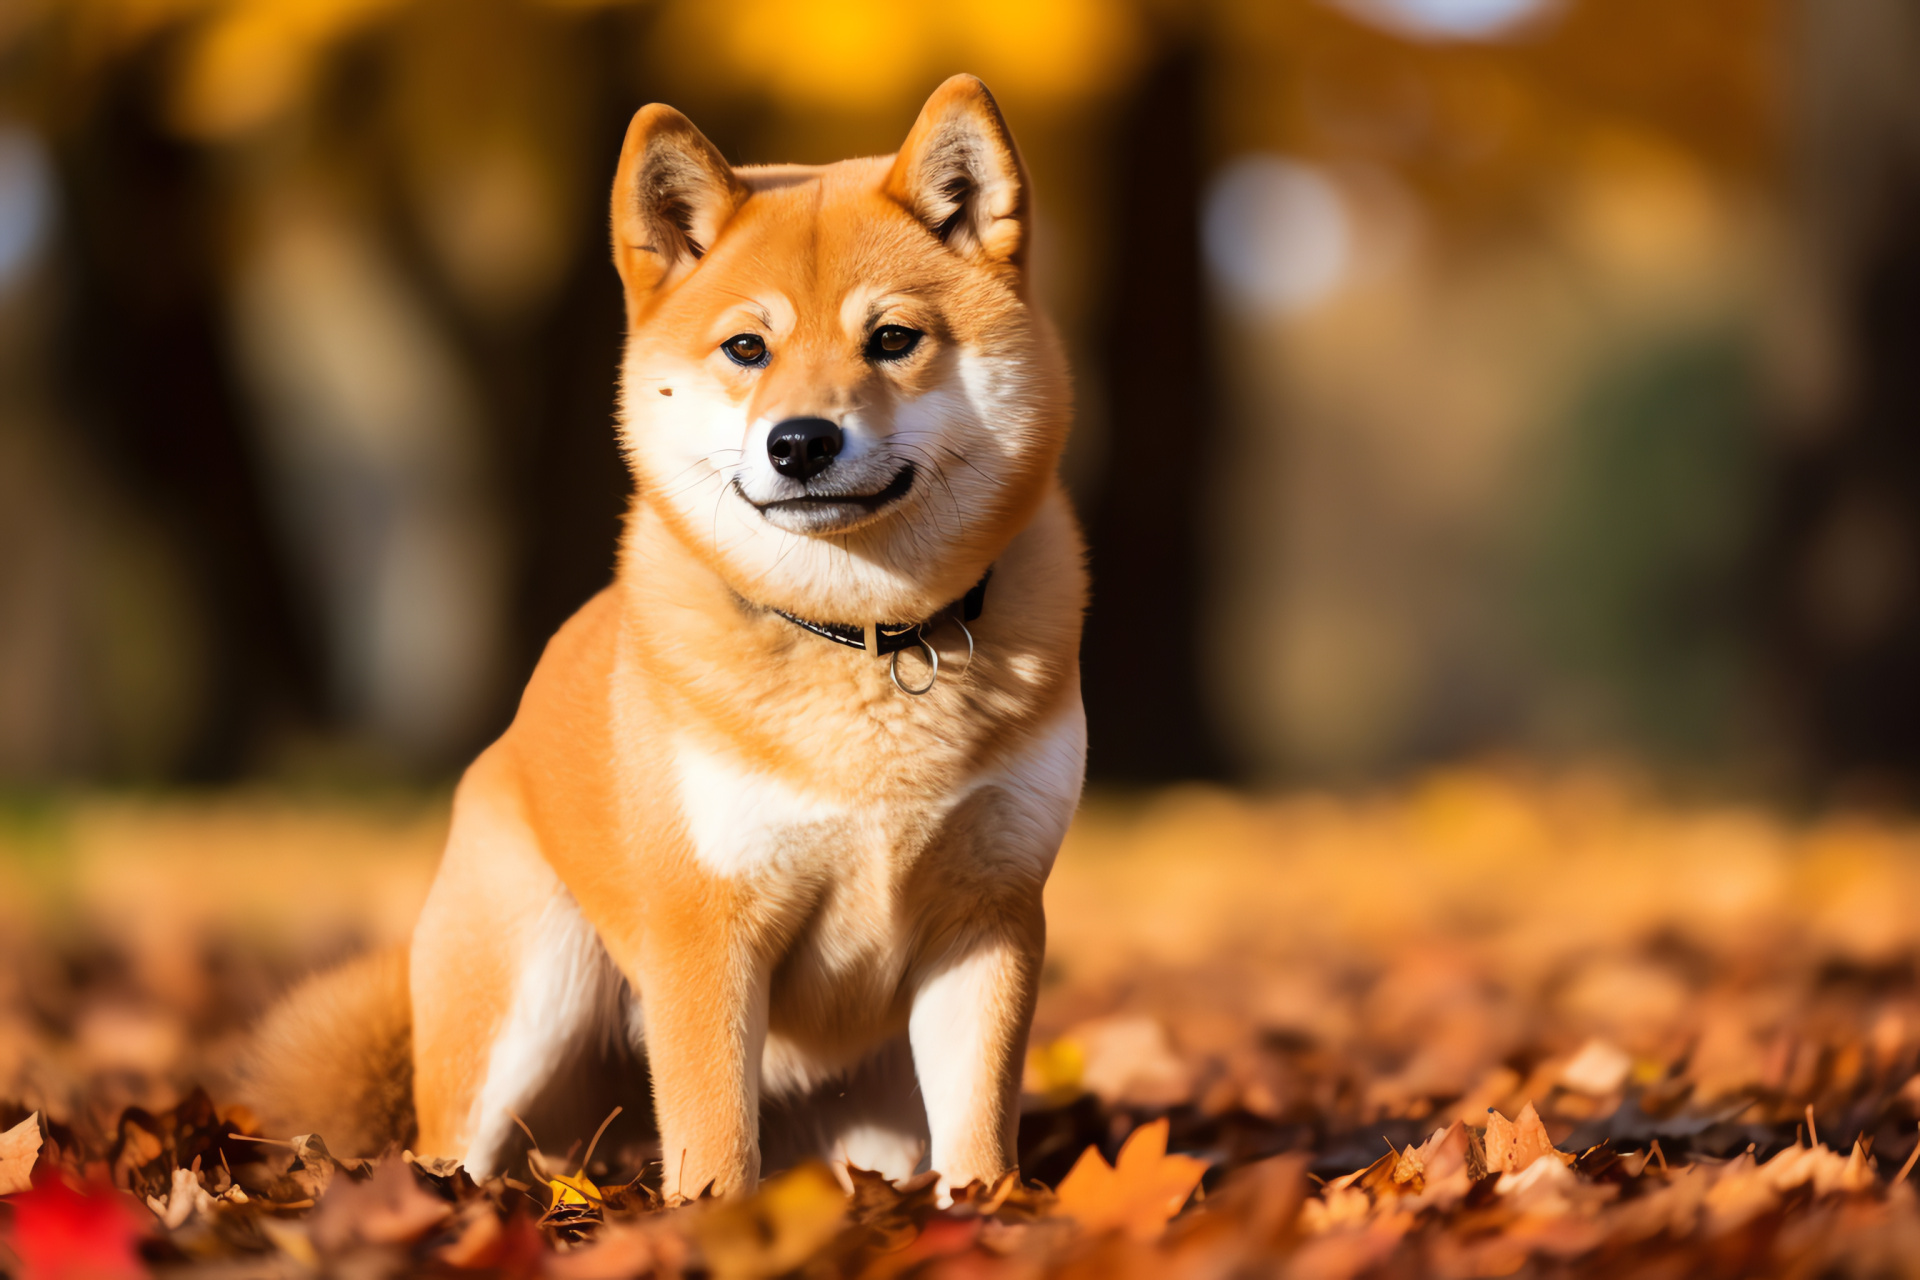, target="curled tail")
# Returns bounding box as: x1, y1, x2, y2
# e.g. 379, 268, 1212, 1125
237, 946, 416, 1157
